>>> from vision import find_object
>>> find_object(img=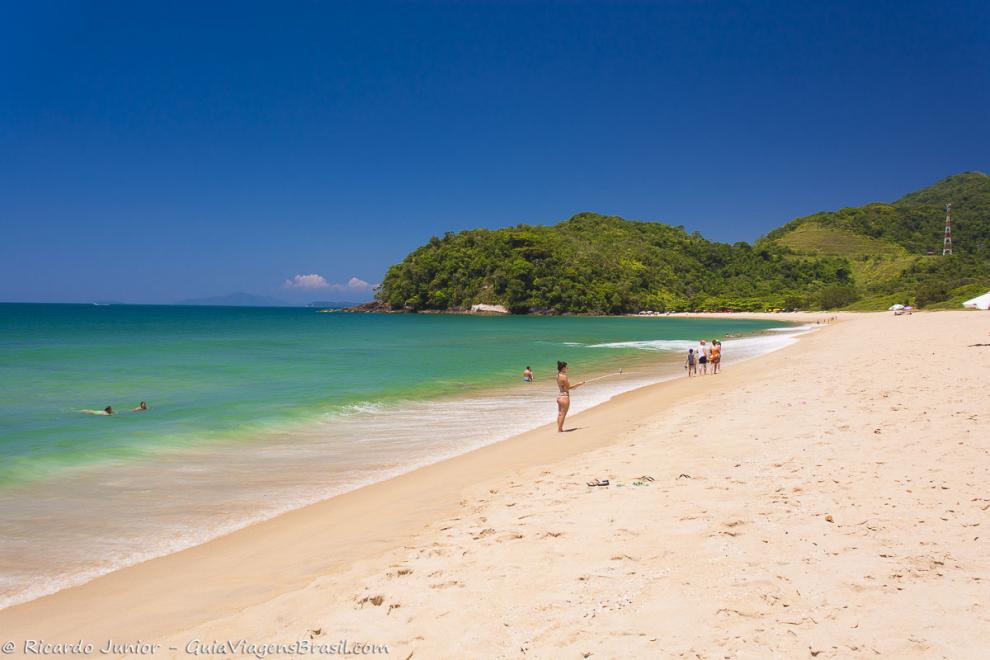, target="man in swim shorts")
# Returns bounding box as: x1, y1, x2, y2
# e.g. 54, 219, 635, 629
522, 366, 534, 382
697, 339, 708, 375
